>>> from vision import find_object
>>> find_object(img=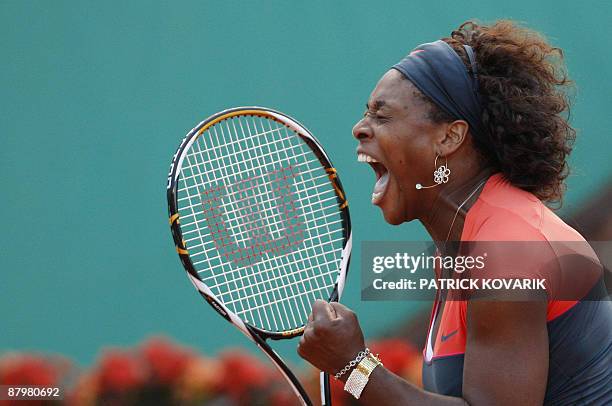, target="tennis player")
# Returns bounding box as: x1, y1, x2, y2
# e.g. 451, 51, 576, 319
297, 20, 612, 405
